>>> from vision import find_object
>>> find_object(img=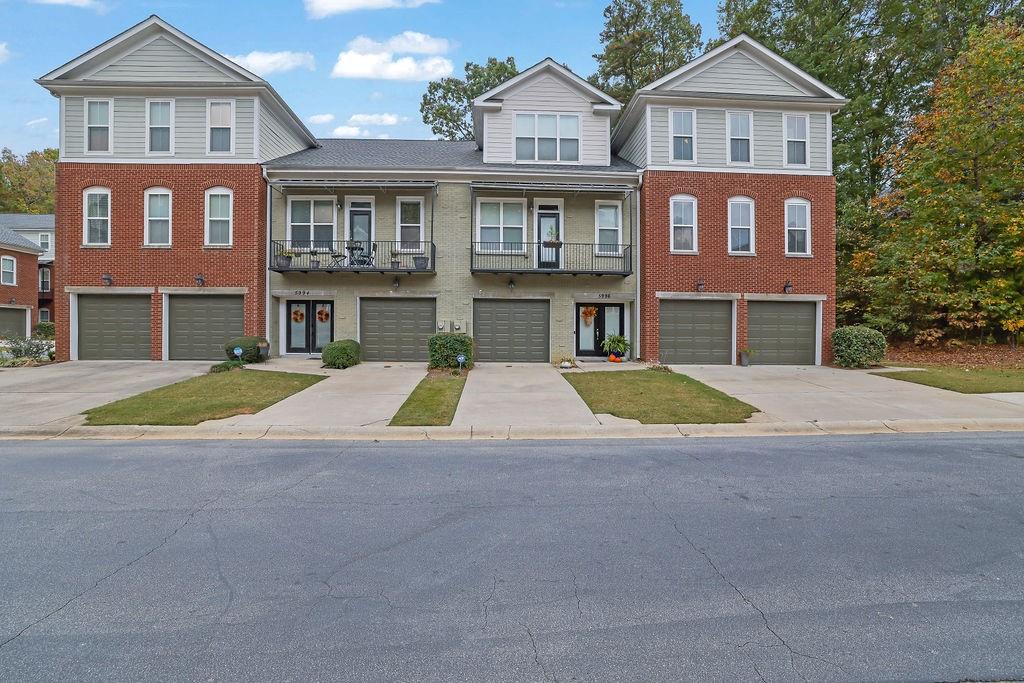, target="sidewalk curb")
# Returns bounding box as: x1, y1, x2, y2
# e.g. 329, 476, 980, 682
3, 418, 1024, 441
